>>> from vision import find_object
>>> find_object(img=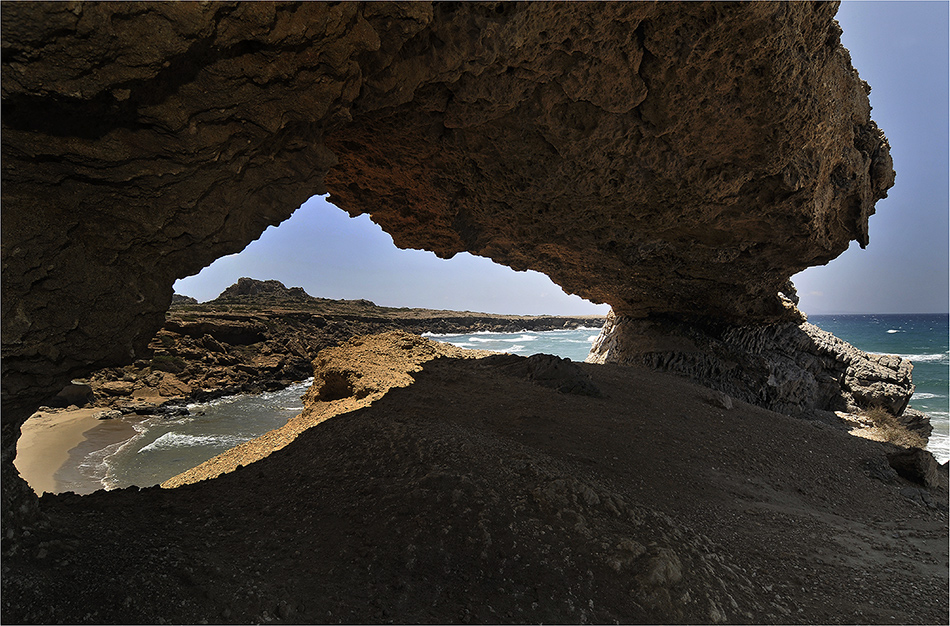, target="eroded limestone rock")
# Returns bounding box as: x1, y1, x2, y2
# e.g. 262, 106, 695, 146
587, 312, 916, 420
2, 2, 892, 424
